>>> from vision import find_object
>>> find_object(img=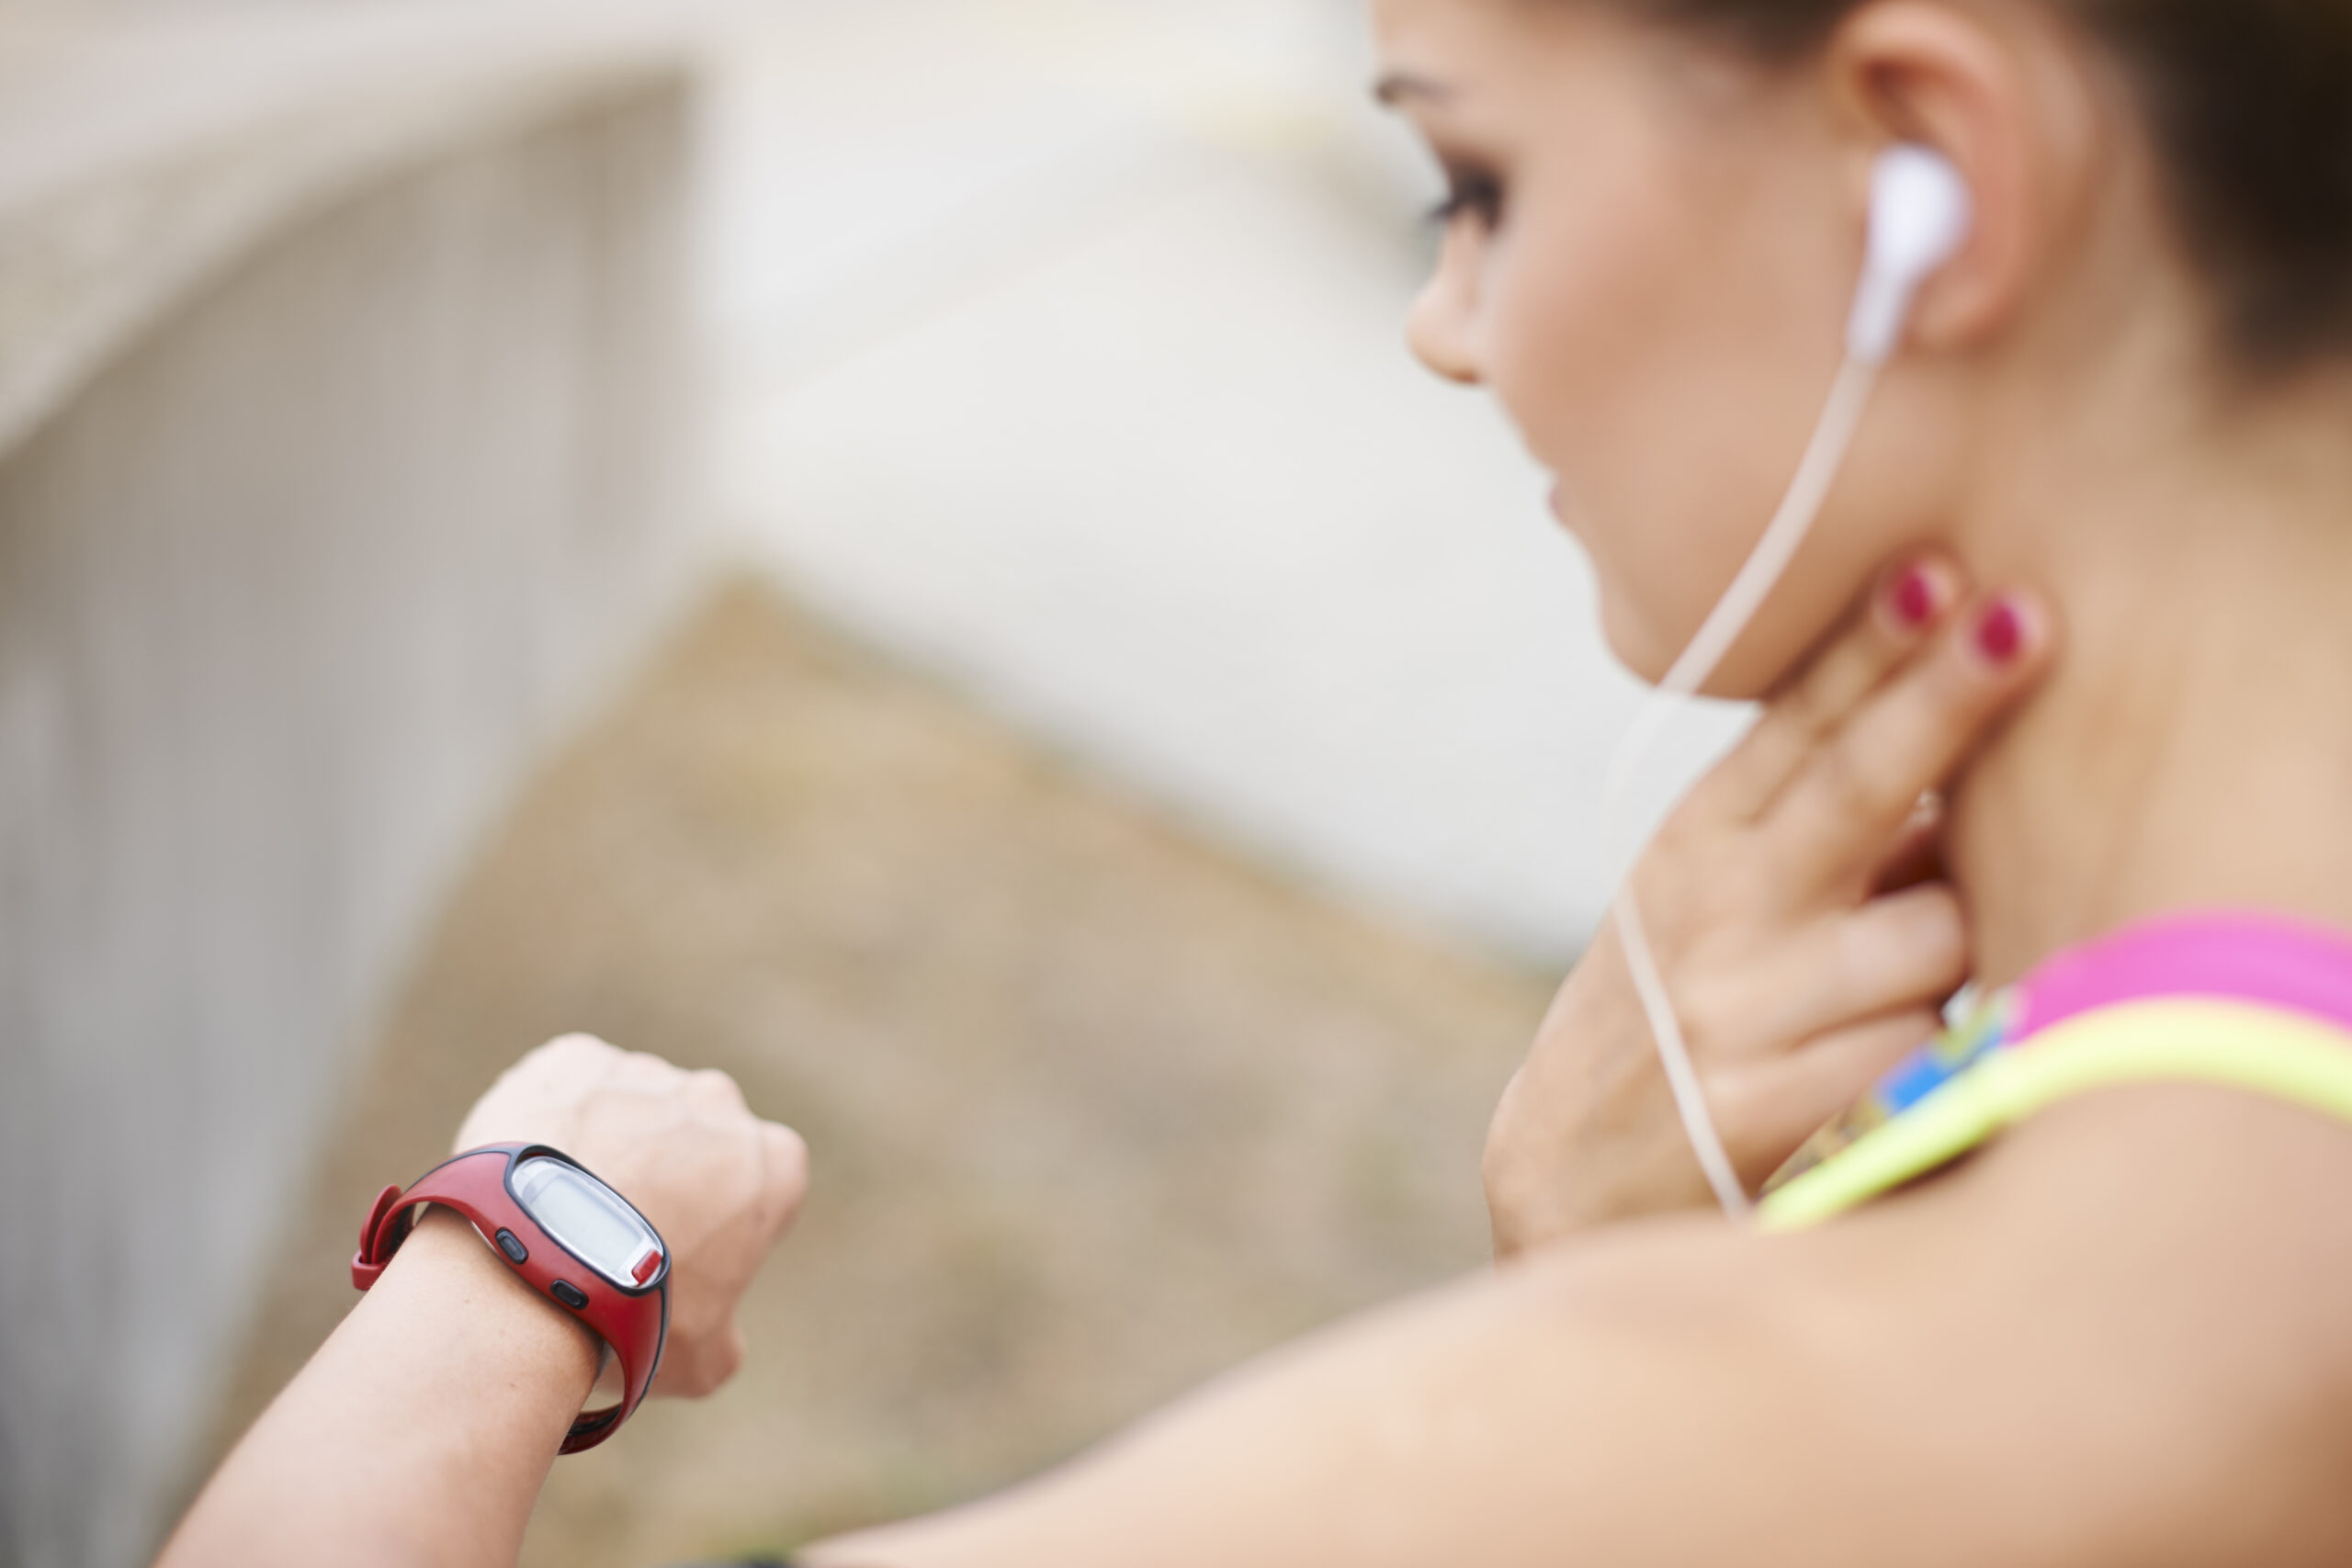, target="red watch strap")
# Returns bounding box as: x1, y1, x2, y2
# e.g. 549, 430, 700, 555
352, 1145, 669, 1453
351, 1181, 411, 1290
